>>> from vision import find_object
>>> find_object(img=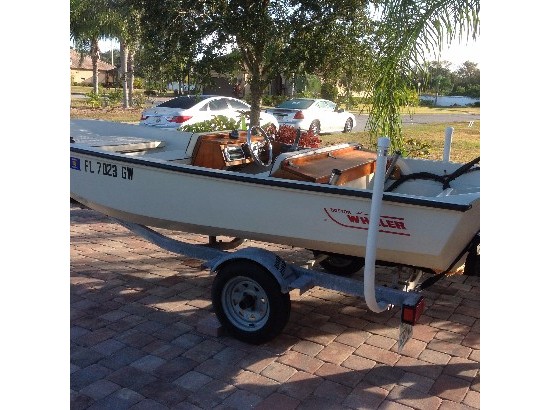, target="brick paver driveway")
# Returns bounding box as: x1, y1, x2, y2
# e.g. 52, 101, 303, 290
71, 204, 480, 409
